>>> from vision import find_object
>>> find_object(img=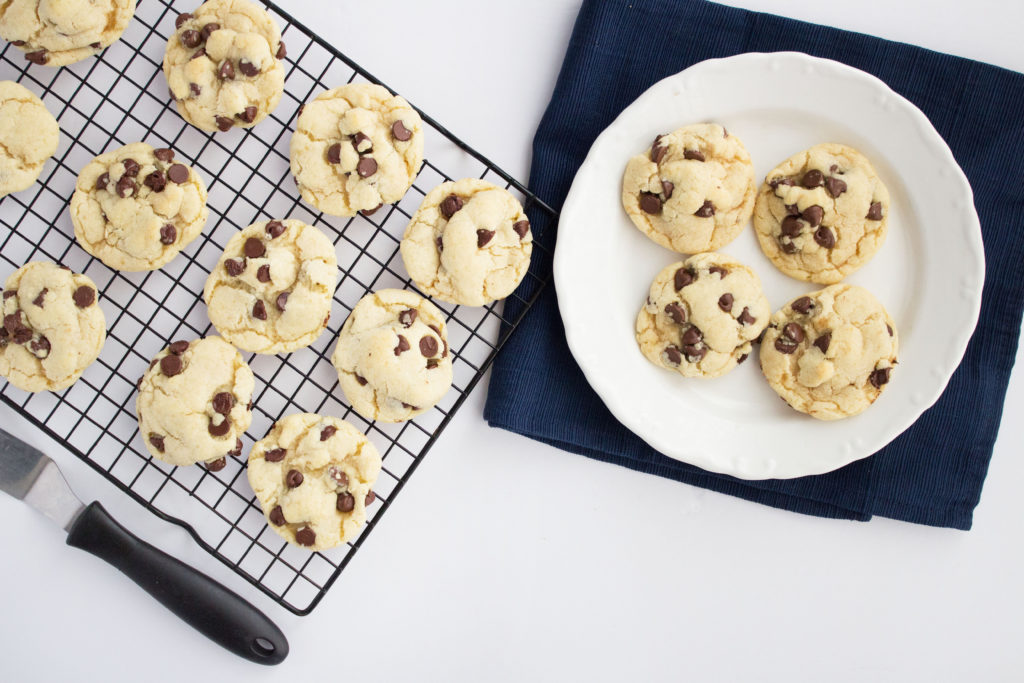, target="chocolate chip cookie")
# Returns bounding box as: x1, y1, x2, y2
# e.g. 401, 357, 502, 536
759, 285, 898, 420
635, 252, 770, 379
163, 0, 286, 132
331, 289, 453, 423
70, 142, 208, 272
203, 219, 337, 354
136, 336, 254, 469
0, 81, 59, 197
753, 143, 890, 283
1, 261, 105, 392
622, 123, 755, 254
400, 178, 533, 306
0, 0, 136, 66
290, 83, 424, 216
248, 412, 382, 551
